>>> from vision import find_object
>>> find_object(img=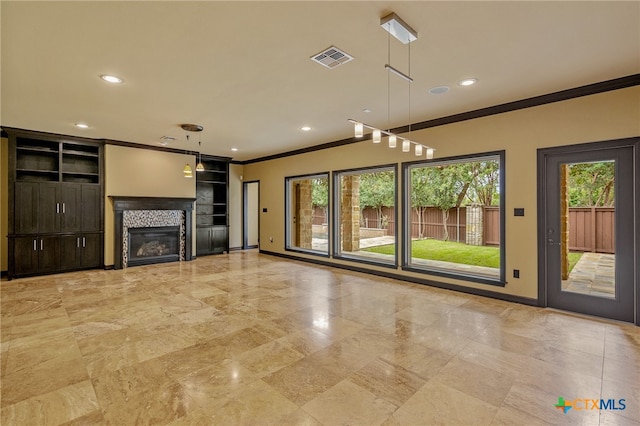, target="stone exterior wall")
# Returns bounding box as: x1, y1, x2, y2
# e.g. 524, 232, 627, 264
341, 175, 360, 252
295, 180, 313, 249
466, 204, 484, 246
